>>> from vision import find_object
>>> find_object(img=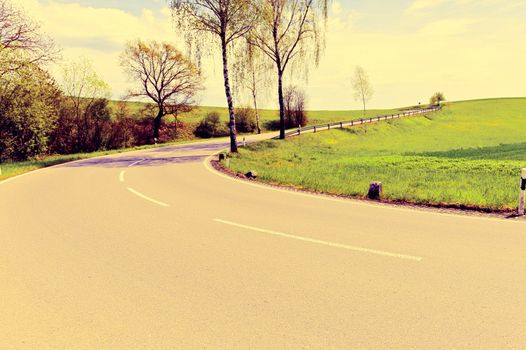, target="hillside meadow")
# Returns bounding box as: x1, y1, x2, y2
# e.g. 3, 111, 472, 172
228, 98, 526, 211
